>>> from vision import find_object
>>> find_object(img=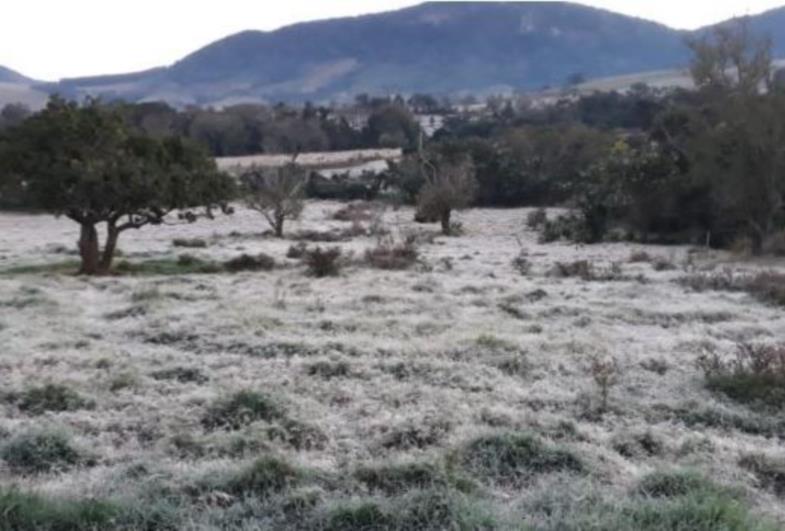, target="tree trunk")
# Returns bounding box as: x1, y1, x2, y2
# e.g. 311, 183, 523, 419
78, 223, 100, 275
750, 229, 765, 256
274, 213, 285, 238
99, 224, 120, 273
440, 209, 452, 235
